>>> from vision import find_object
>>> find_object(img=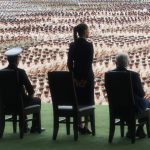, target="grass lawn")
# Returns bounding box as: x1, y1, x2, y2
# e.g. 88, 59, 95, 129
0, 104, 149, 150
